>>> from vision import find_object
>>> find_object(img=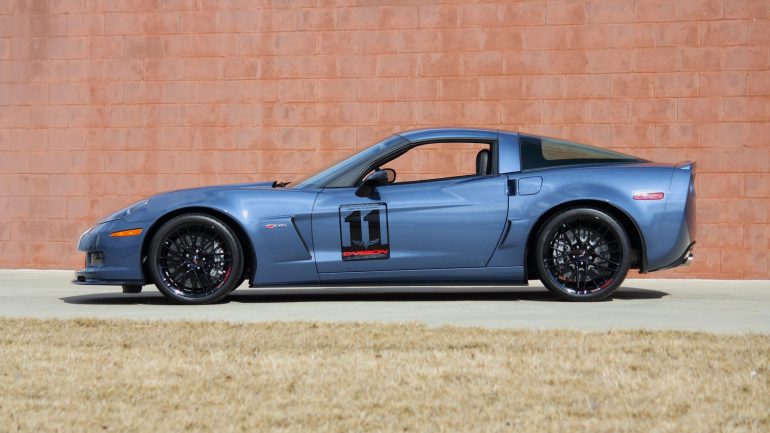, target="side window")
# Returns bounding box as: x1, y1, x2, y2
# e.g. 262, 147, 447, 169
520, 136, 641, 170
382, 142, 492, 184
